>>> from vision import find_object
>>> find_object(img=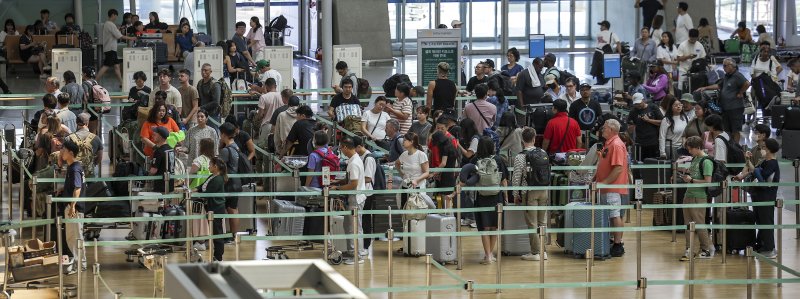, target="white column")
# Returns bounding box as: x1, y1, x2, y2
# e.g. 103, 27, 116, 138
321, 0, 333, 88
